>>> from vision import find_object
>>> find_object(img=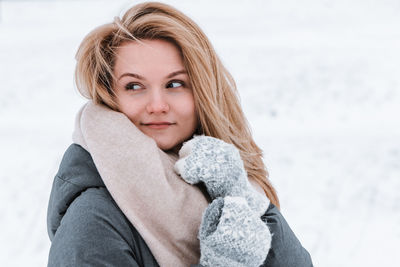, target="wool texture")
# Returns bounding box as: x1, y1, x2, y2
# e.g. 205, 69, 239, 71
174, 136, 270, 216
72, 101, 209, 267
175, 136, 272, 267
198, 197, 271, 267
72, 101, 269, 267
